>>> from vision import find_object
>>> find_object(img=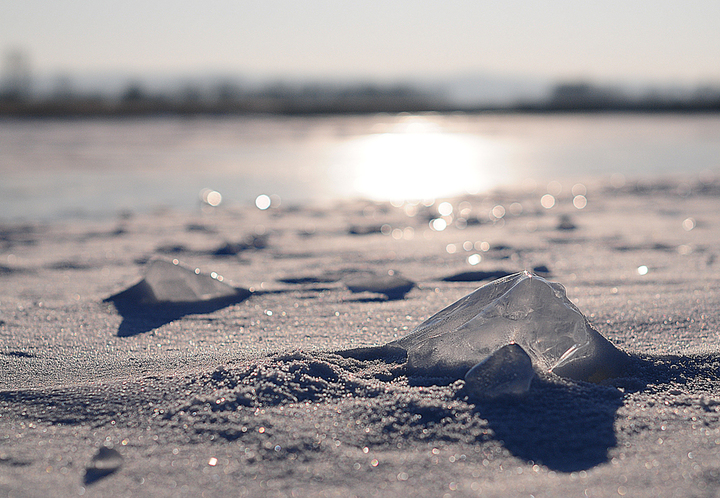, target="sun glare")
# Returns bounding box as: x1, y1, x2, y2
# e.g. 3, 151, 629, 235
338, 119, 506, 201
